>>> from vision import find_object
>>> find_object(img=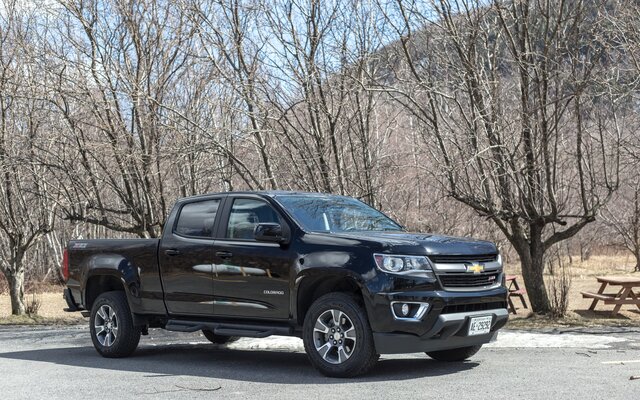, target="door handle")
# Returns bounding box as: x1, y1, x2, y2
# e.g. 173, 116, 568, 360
165, 249, 182, 256
216, 251, 233, 259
